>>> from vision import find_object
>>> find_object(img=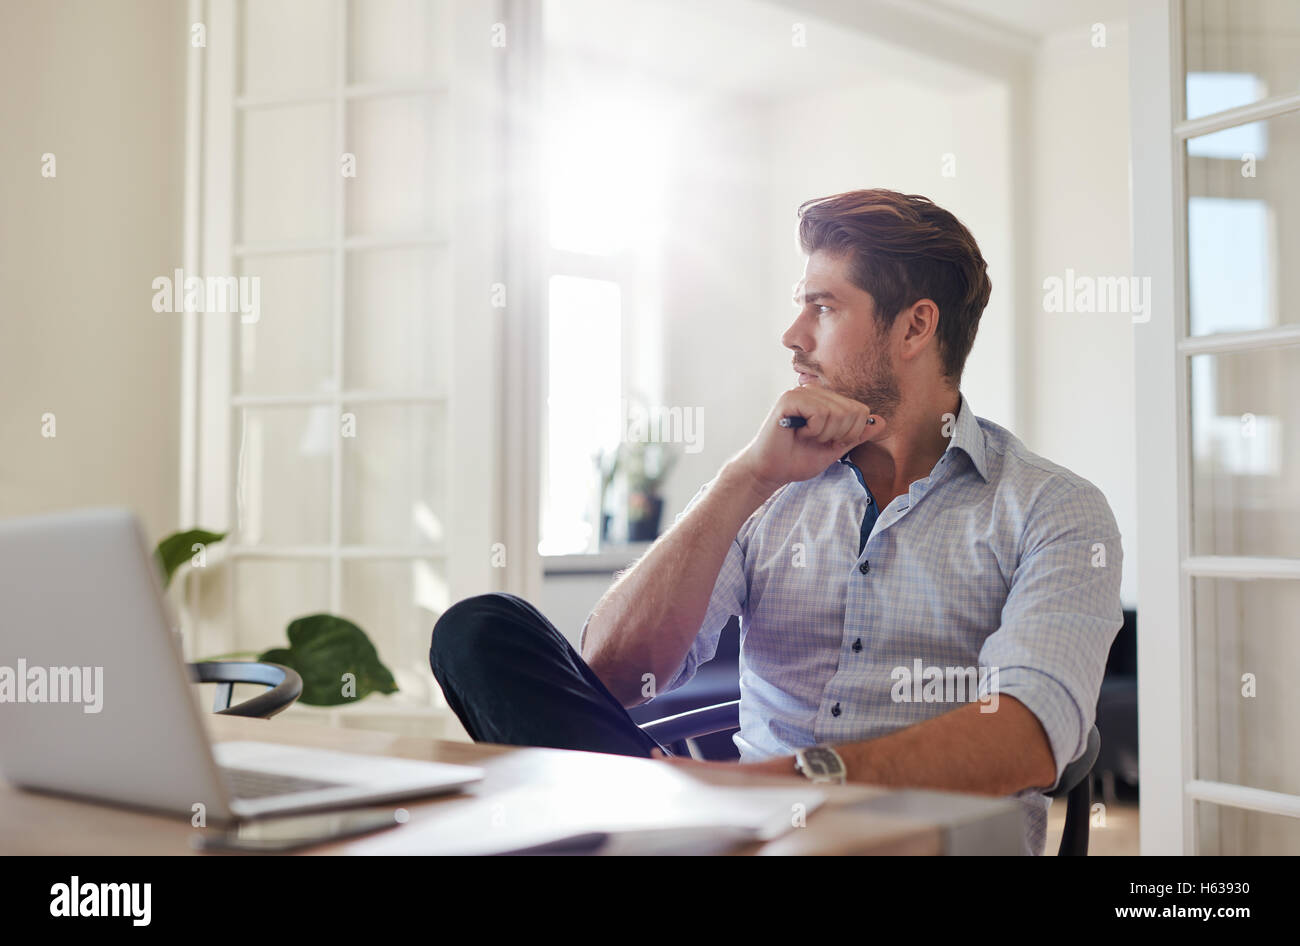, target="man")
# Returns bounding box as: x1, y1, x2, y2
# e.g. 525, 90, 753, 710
430, 188, 1123, 855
